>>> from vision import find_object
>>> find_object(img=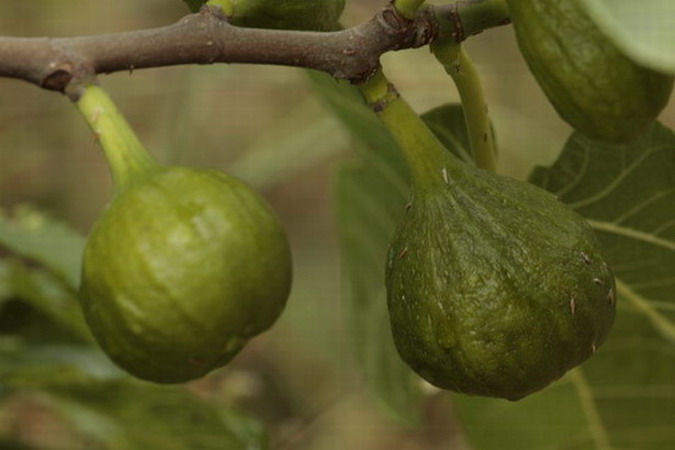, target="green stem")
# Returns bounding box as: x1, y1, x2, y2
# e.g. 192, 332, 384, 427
432, 39, 497, 172
432, 0, 510, 41
357, 69, 459, 190
75, 84, 159, 193
392, 0, 427, 20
